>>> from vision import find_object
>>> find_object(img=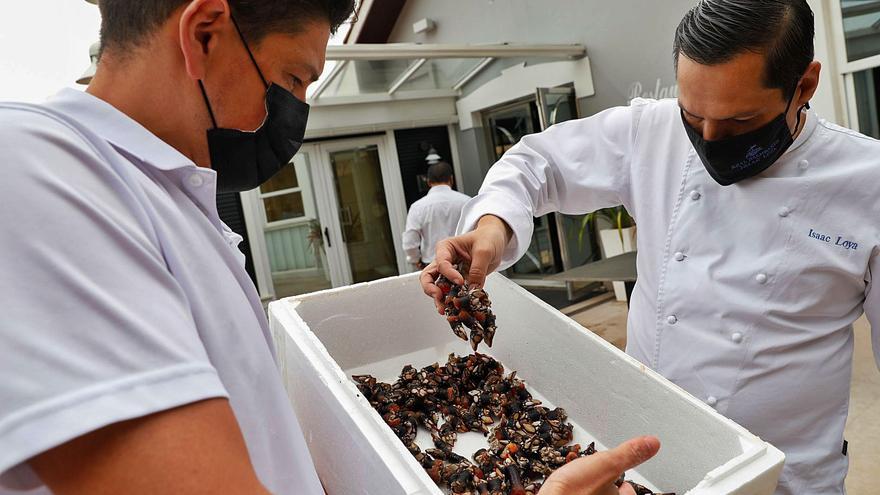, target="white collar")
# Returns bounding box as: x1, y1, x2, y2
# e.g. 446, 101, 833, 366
46, 88, 198, 172
785, 108, 818, 156
428, 185, 452, 194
